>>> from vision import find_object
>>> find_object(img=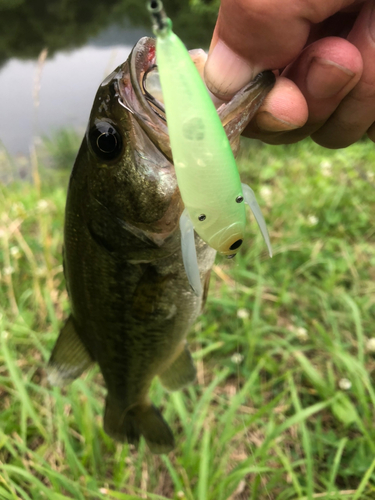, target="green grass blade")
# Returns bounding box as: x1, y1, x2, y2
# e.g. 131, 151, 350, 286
197, 427, 211, 500
352, 457, 375, 500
